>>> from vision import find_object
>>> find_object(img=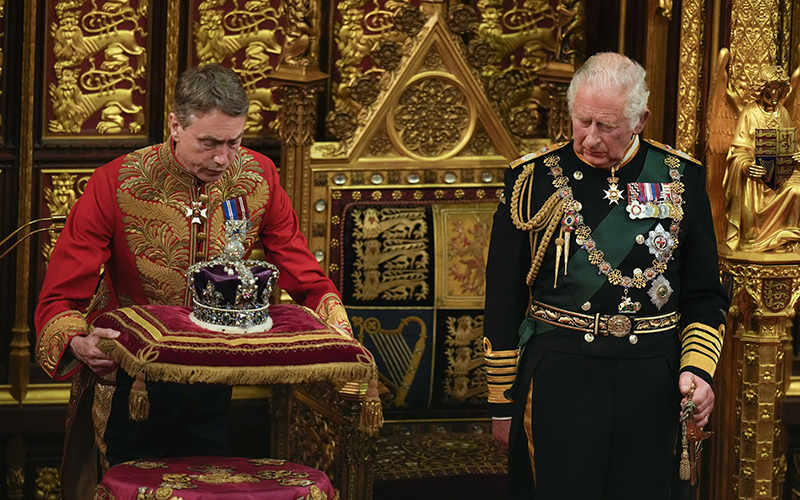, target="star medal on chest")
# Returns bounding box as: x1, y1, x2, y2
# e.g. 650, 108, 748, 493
603, 165, 624, 205
548, 153, 684, 311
